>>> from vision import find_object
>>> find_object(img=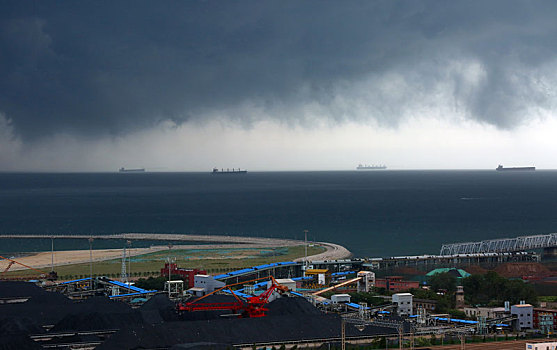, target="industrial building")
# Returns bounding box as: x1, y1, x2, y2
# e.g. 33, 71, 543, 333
533, 308, 557, 330
188, 274, 226, 296
511, 304, 534, 330
160, 262, 206, 288
526, 341, 557, 350
392, 292, 413, 316
331, 293, 351, 304
375, 275, 419, 292
413, 298, 437, 312
465, 306, 507, 319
